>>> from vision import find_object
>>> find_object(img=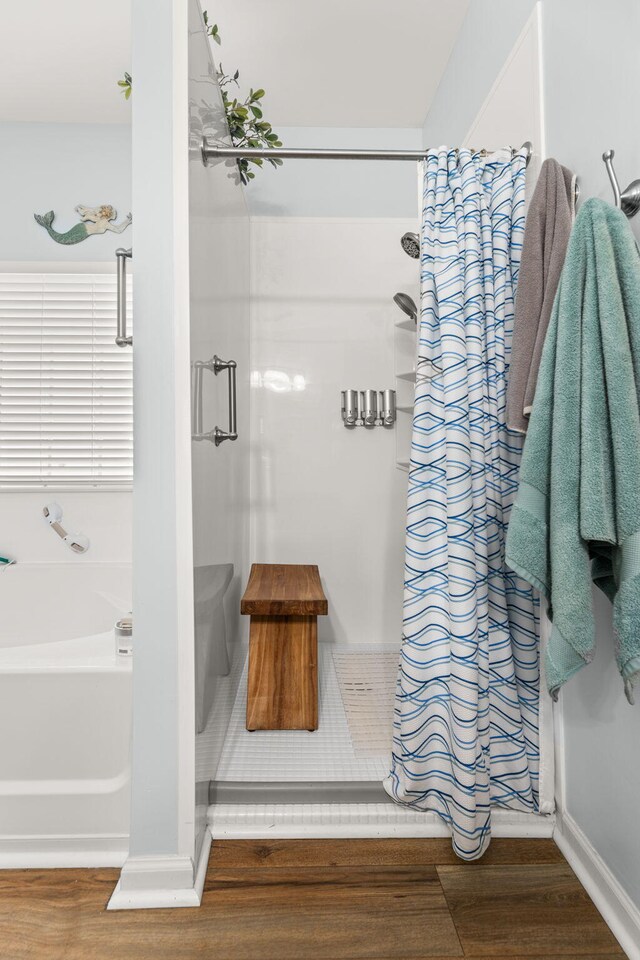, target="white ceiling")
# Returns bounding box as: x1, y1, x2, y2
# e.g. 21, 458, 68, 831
0, 0, 132, 123
0, 0, 470, 128
212, 0, 470, 128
